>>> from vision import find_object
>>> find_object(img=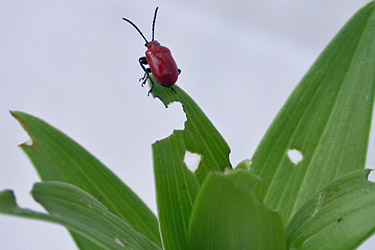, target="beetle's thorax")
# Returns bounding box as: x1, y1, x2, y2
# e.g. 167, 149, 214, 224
146, 41, 160, 49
